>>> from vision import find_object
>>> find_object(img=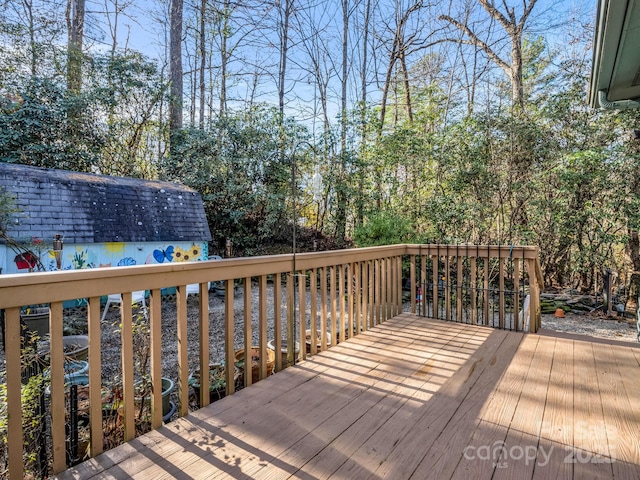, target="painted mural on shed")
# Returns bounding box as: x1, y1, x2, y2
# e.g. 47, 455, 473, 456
0, 163, 212, 275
